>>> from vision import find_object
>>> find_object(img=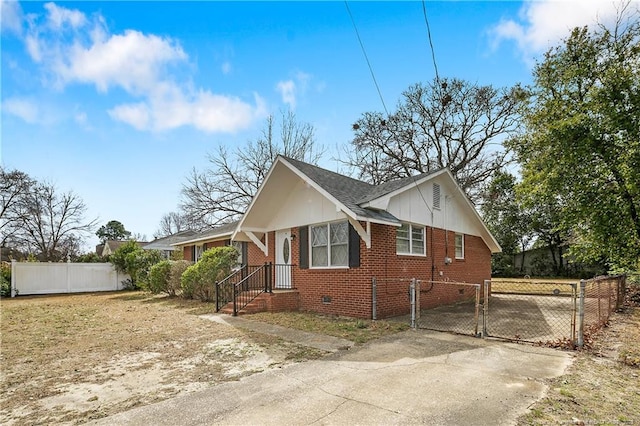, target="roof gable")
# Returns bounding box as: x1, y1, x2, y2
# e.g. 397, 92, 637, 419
233, 155, 500, 253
